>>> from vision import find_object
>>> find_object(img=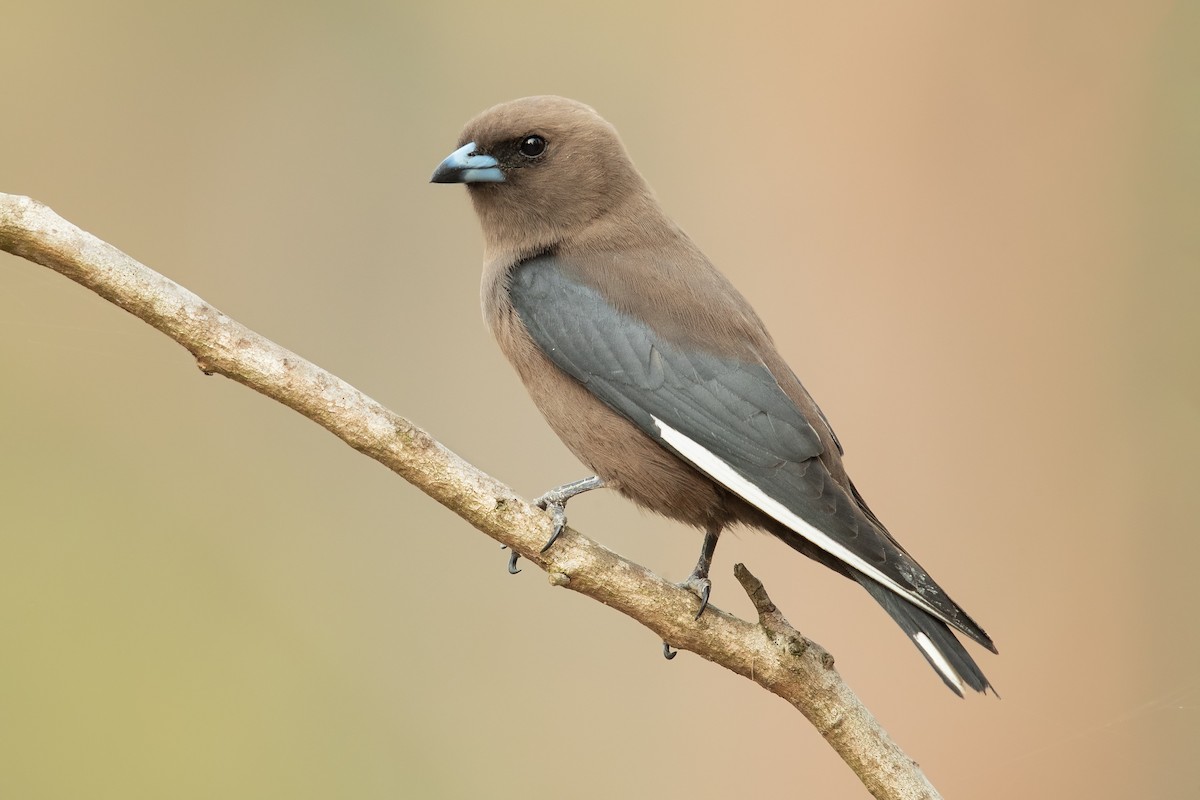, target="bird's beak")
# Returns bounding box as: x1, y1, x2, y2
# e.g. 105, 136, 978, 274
430, 142, 505, 184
